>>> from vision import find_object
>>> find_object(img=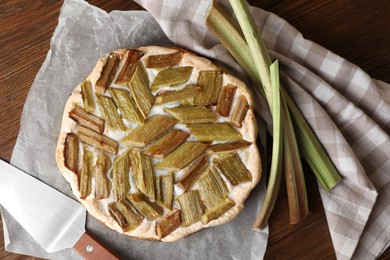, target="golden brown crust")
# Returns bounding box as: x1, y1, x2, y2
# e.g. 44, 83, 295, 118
56, 46, 262, 242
